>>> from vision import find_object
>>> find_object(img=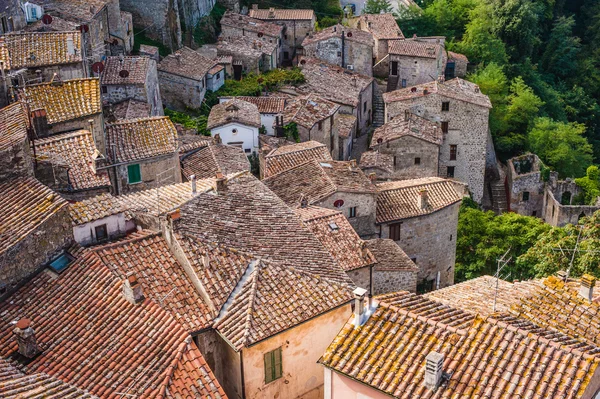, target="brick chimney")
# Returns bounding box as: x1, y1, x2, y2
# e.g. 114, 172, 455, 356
216, 171, 227, 193
556, 270, 567, 281
353, 287, 368, 327
425, 352, 444, 390
268, 7, 275, 18
579, 274, 596, 301
348, 159, 357, 170
214, 133, 222, 145
122, 275, 144, 305
418, 188, 429, 210
13, 319, 38, 358
190, 174, 197, 194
